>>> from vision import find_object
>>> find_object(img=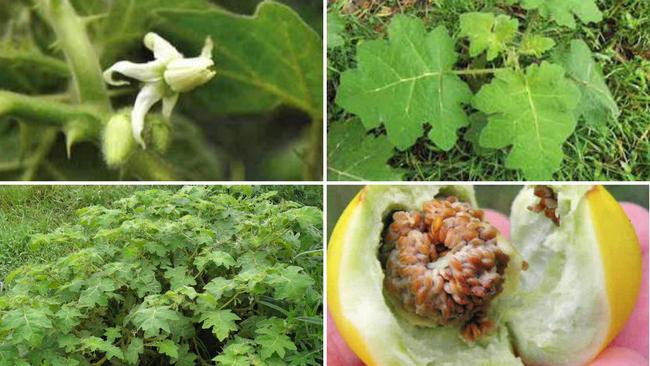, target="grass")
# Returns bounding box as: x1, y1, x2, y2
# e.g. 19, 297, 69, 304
0, 186, 178, 280
327, 0, 649, 181
0, 185, 322, 282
